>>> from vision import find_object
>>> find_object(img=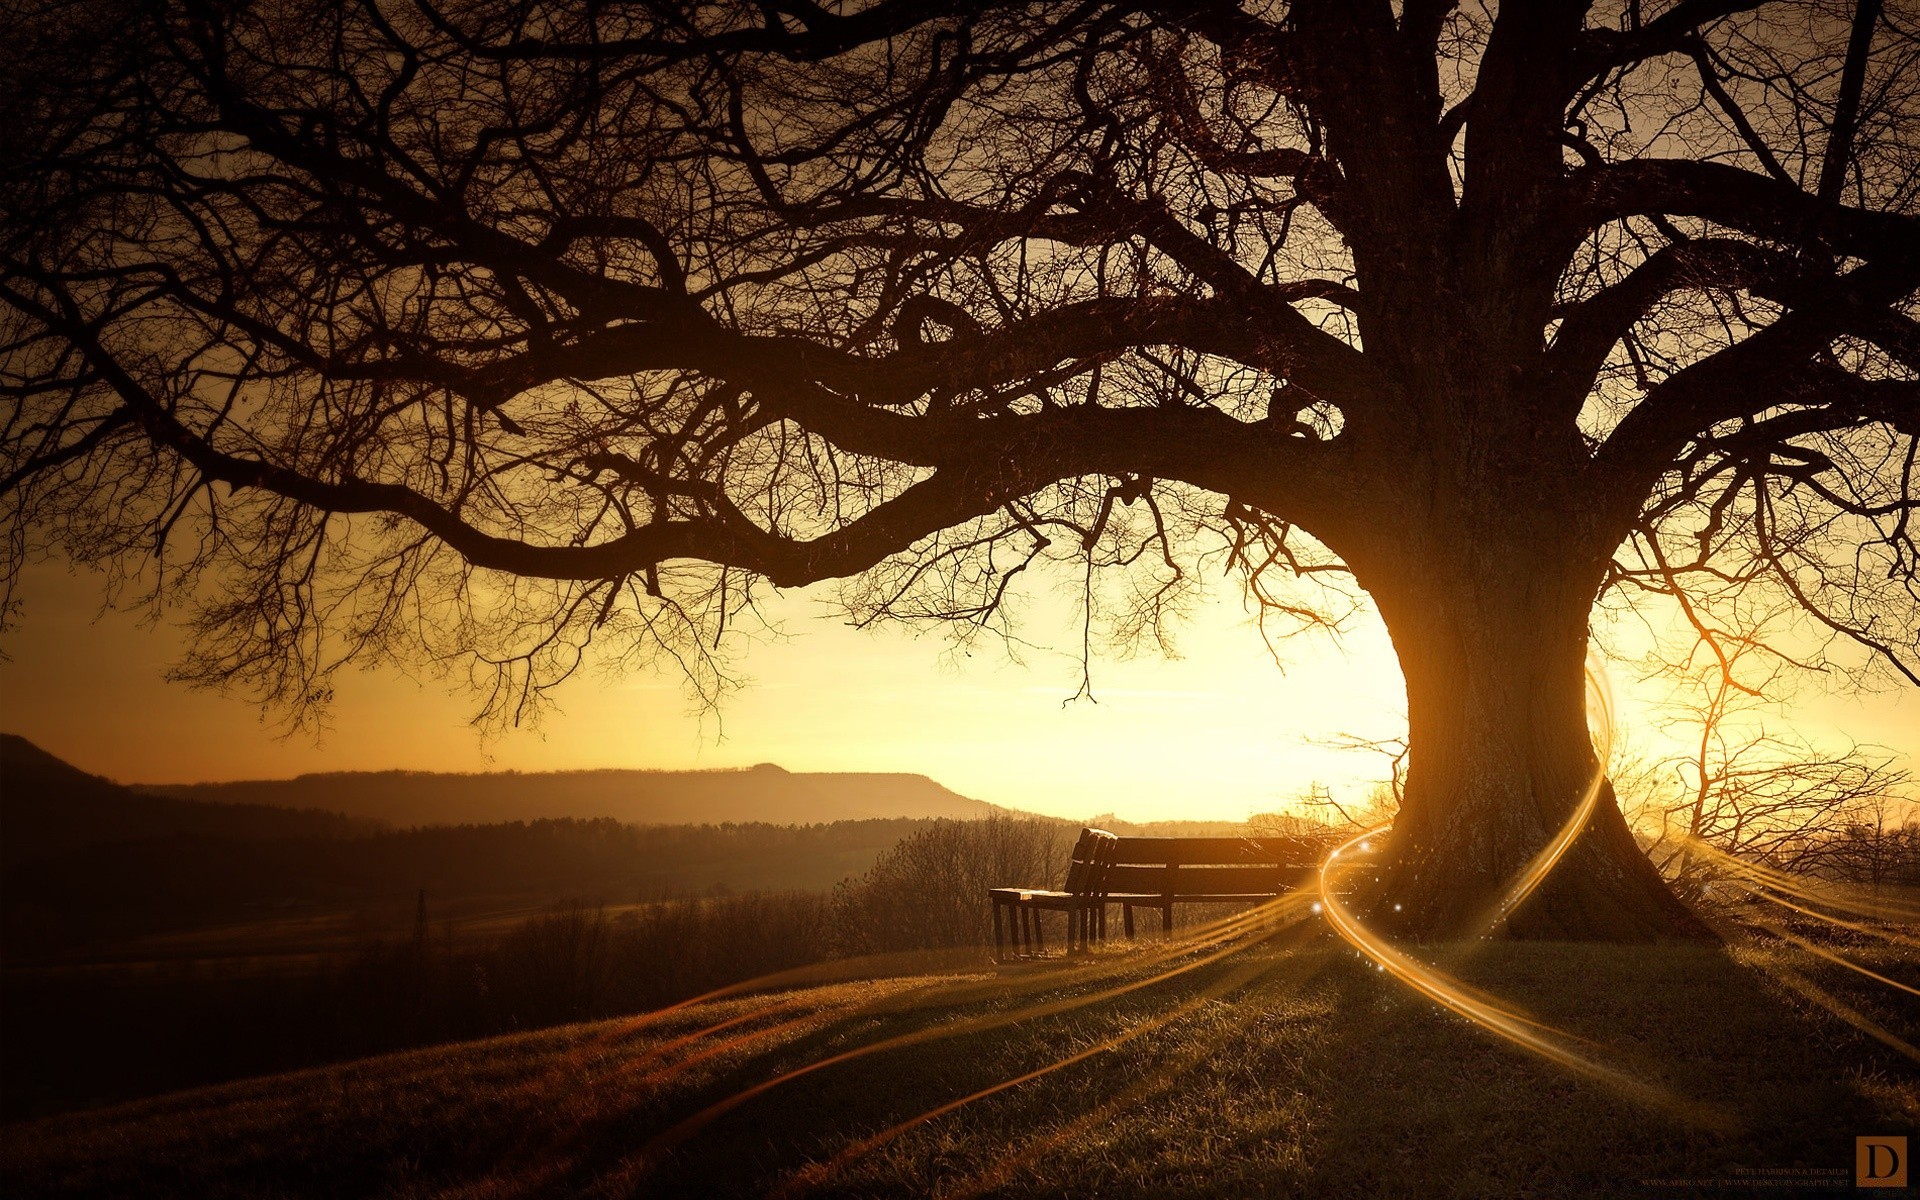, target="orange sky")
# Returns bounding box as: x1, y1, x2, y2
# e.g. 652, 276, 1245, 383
2, 554, 1913, 823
